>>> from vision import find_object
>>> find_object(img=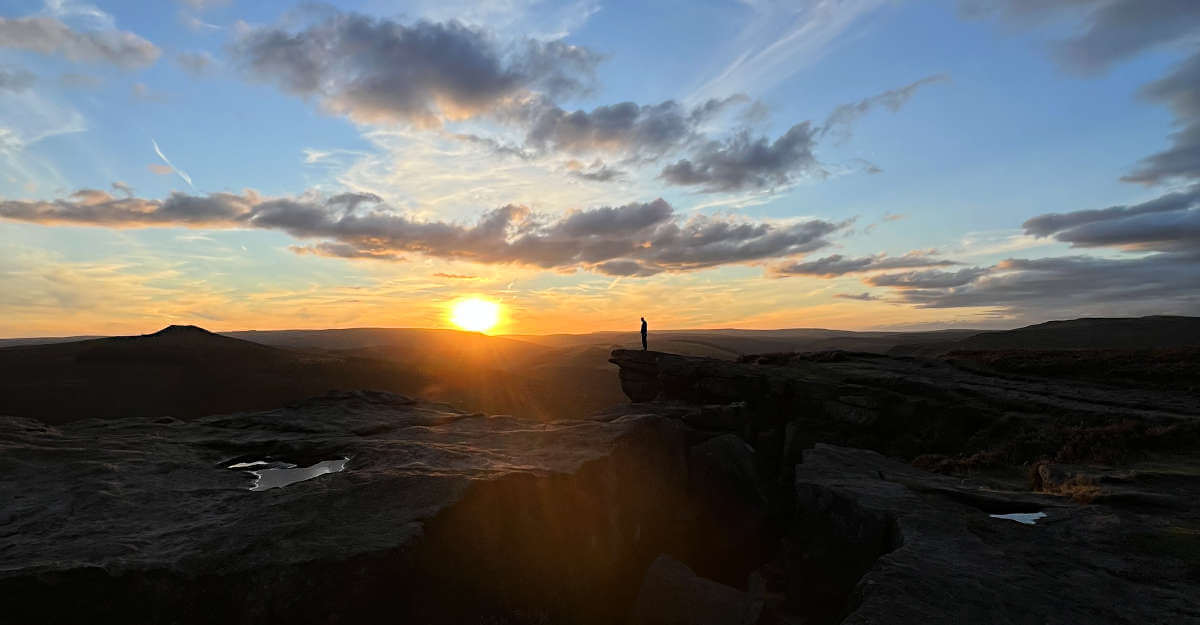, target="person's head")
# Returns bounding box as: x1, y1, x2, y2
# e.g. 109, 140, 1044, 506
640, 317, 645, 321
